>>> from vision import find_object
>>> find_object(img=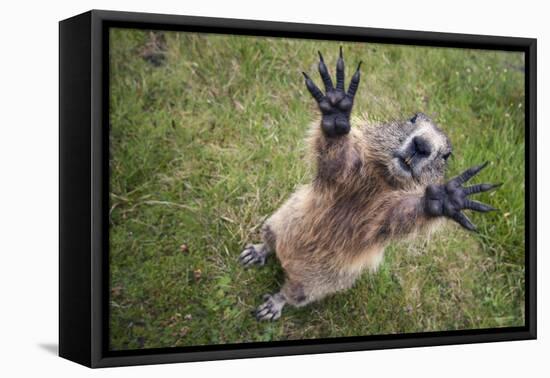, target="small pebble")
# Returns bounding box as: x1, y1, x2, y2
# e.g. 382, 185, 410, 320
179, 326, 190, 337
193, 269, 202, 281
